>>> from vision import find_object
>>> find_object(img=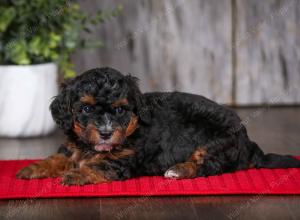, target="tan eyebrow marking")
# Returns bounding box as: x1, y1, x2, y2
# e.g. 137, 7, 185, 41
111, 98, 129, 108
80, 95, 96, 105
